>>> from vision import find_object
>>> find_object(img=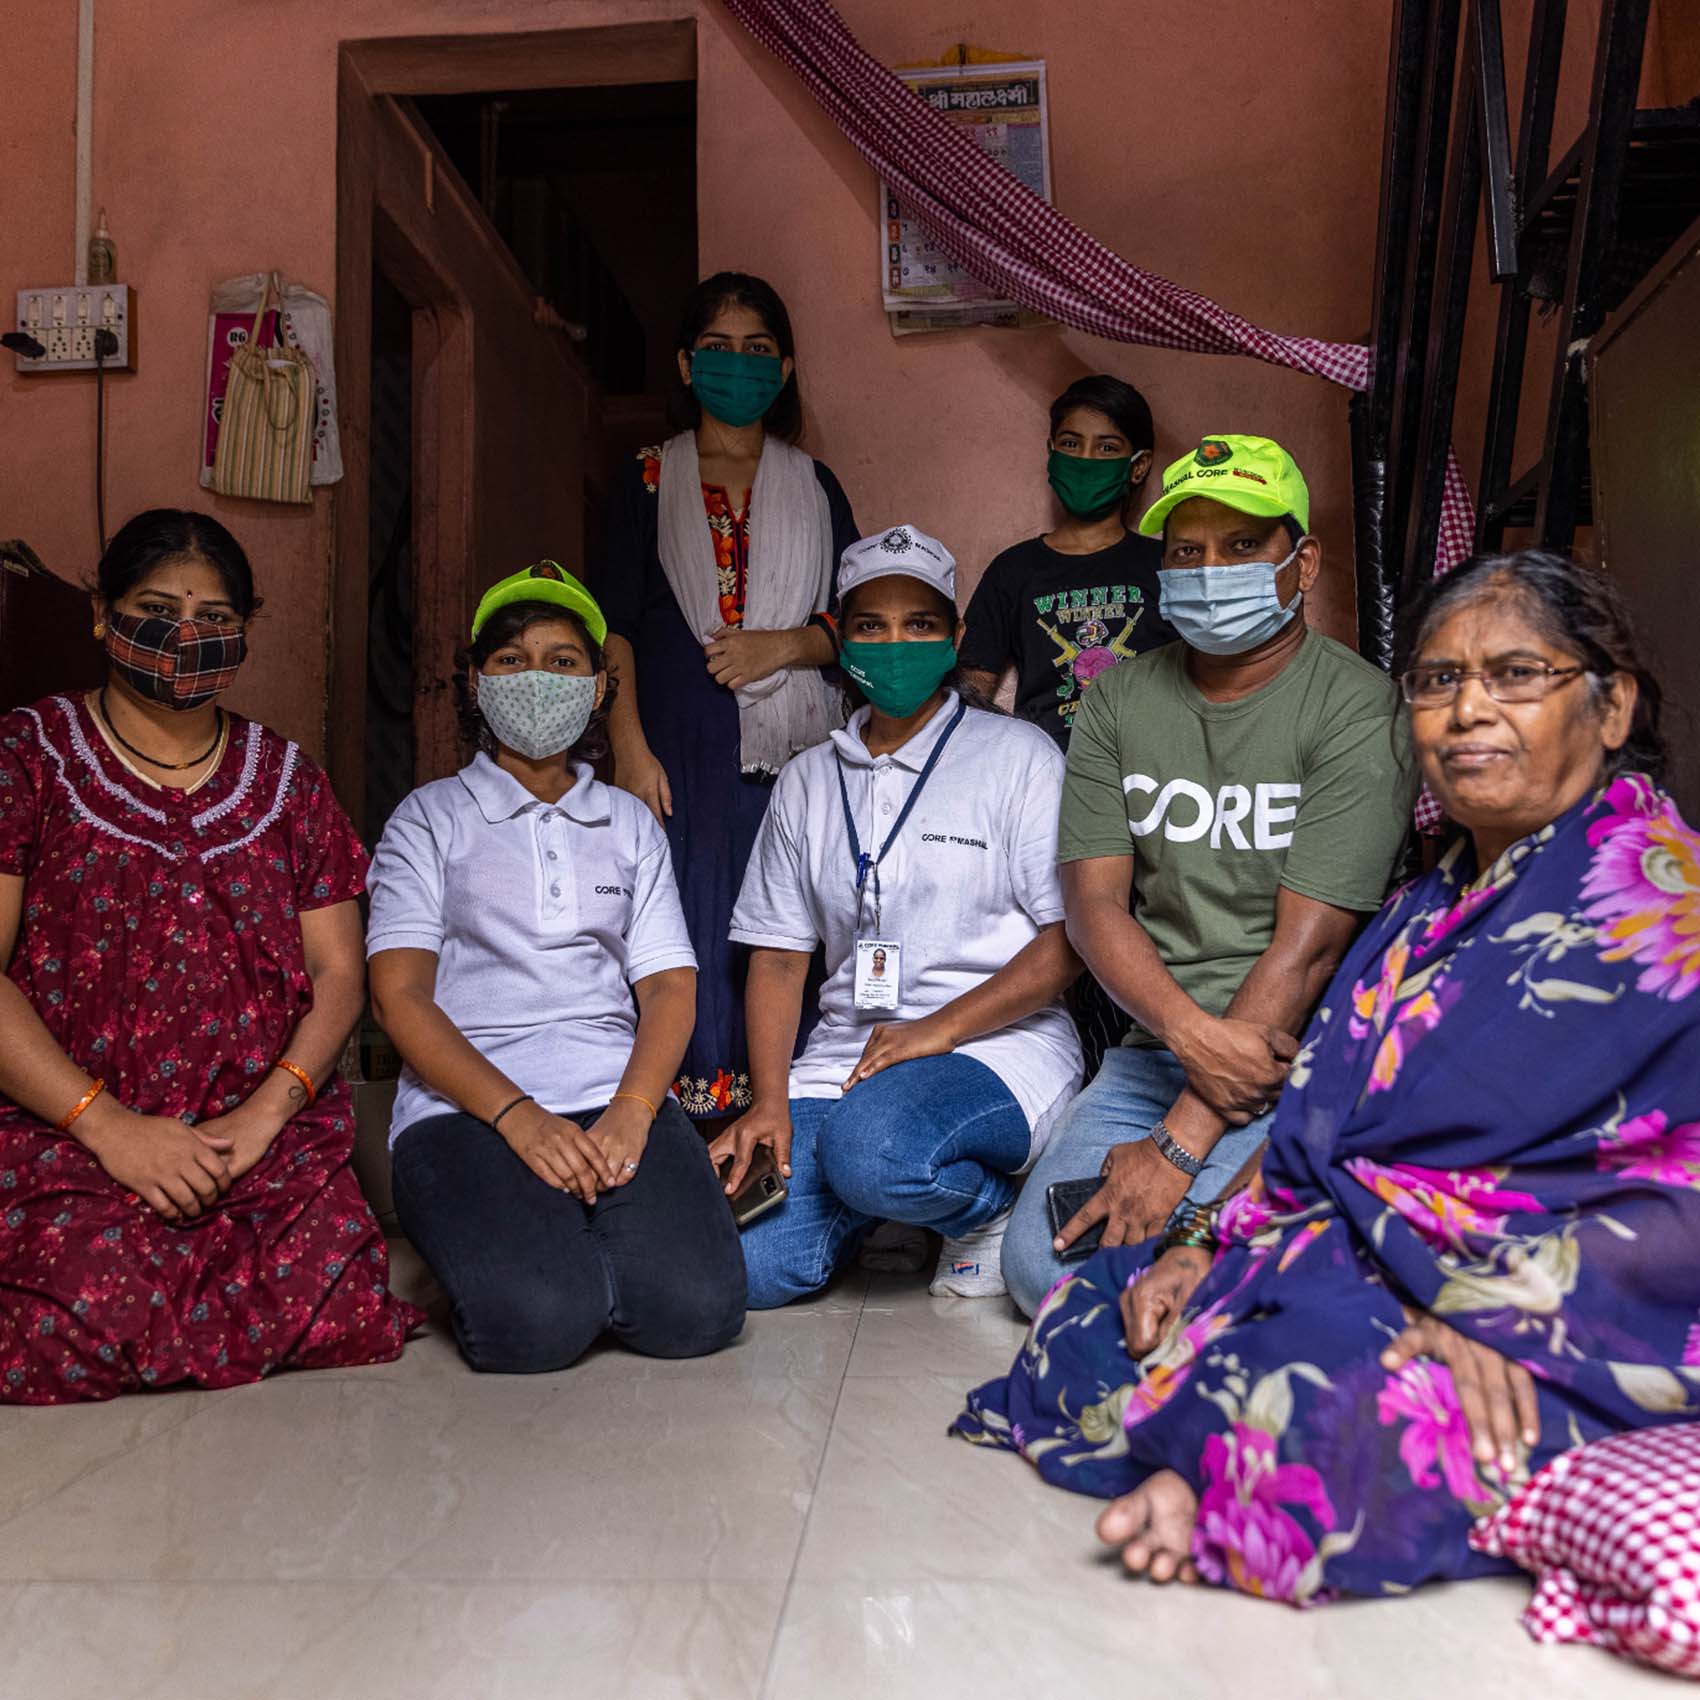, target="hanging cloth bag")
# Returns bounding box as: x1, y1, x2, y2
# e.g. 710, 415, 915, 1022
211, 273, 315, 504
